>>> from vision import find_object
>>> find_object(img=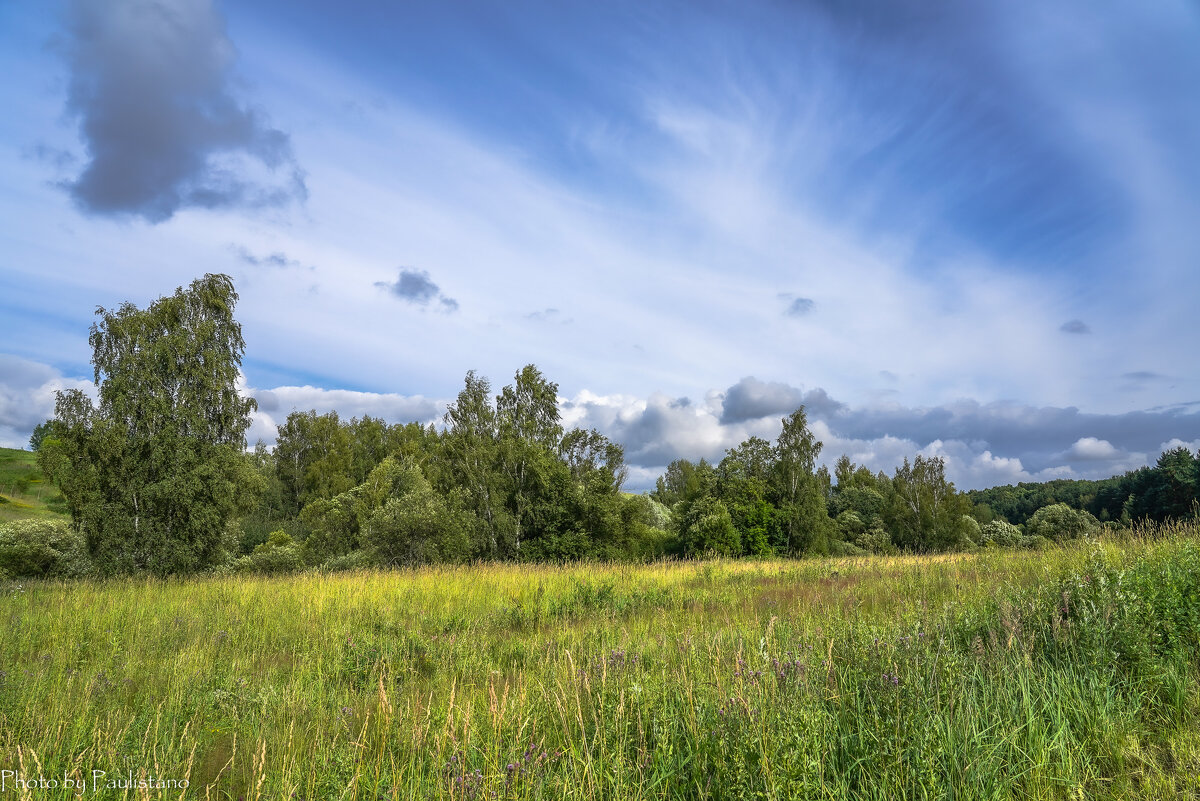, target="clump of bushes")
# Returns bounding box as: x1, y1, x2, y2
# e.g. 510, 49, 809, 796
980, 519, 1023, 548
0, 519, 92, 579
228, 530, 304, 575
1025, 503, 1101, 542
